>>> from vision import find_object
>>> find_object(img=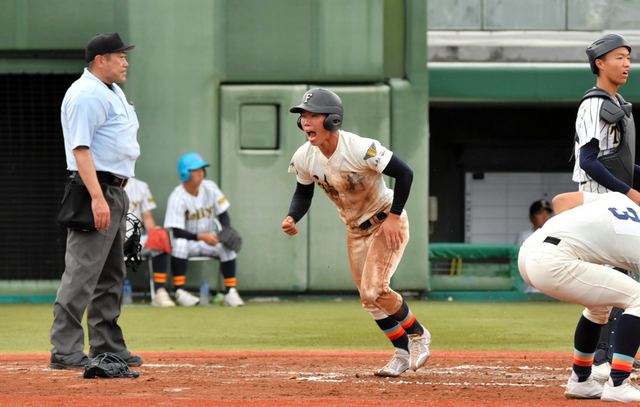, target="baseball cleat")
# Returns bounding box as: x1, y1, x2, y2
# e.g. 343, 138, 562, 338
152, 288, 176, 307
601, 378, 640, 402
224, 287, 245, 307
48, 353, 89, 370
175, 288, 200, 306
374, 351, 410, 377
591, 362, 611, 382
564, 375, 604, 399
408, 326, 431, 371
